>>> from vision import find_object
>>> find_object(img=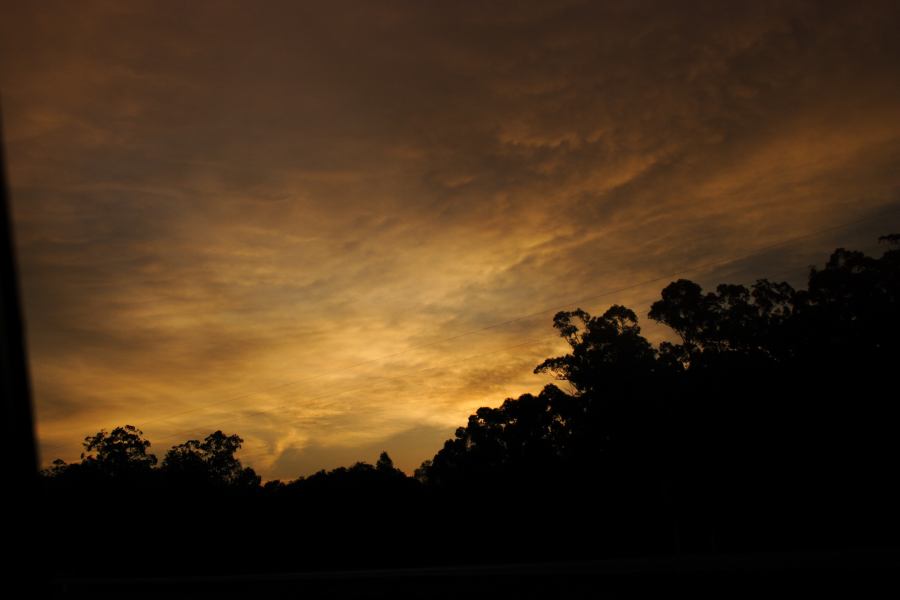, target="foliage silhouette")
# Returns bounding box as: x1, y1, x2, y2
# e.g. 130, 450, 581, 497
161, 430, 260, 489
79, 424, 157, 479
37, 235, 900, 576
